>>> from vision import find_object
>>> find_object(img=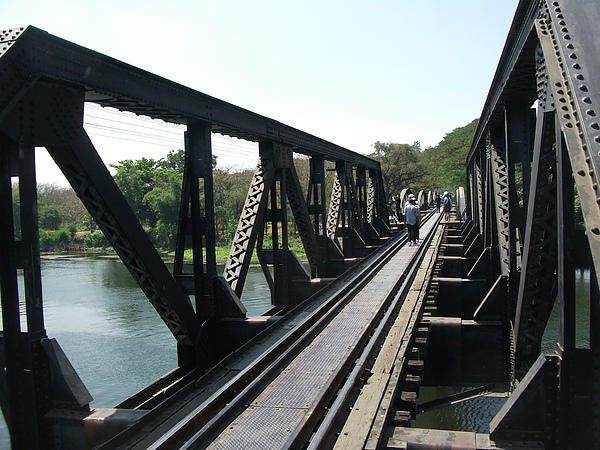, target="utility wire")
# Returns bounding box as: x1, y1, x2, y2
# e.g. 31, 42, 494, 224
83, 104, 258, 164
